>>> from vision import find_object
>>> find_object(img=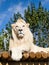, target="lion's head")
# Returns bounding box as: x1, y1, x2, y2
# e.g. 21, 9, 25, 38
11, 18, 31, 39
